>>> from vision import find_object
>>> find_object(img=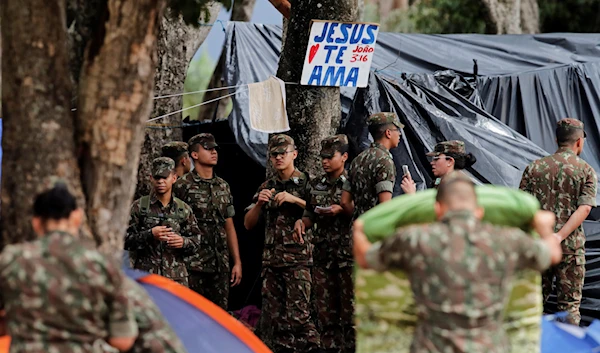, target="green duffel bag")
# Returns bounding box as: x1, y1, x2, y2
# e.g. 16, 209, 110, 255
355, 186, 542, 353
